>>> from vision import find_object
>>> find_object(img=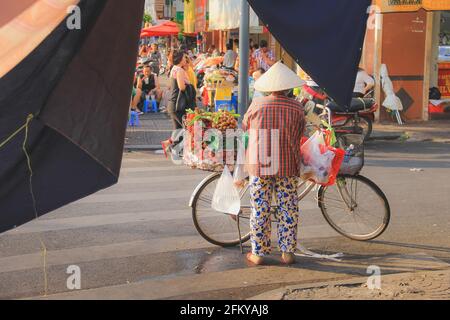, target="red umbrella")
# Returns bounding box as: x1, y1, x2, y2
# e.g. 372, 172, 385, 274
140, 20, 180, 38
